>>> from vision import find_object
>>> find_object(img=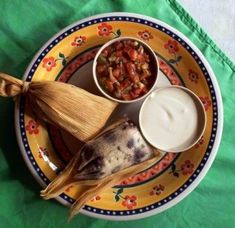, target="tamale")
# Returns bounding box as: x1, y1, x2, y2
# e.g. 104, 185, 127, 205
0, 73, 117, 141
41, 119, 160, 220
